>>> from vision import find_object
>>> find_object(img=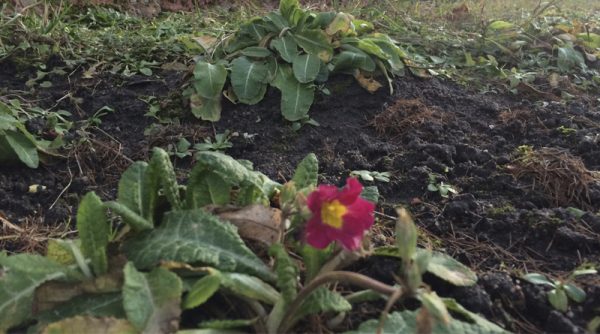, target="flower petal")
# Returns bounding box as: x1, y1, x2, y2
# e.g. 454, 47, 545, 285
341, 198, 375, 234
307, 184, 339, 212
336, 232, 363, 251
337, 178, 363, 205
305, 217, 334, 249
